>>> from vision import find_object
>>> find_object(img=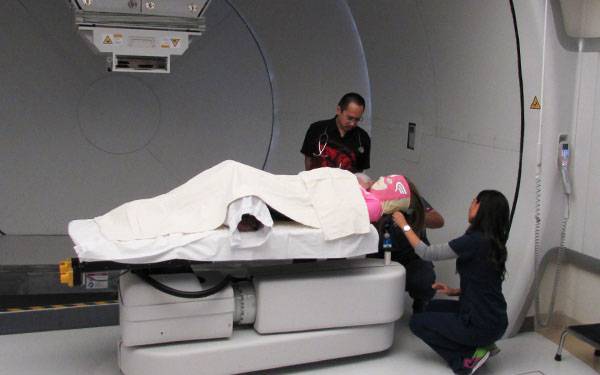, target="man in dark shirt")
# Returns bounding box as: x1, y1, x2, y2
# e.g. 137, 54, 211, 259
370, 197, 444, 313
301, 92, 371, 173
